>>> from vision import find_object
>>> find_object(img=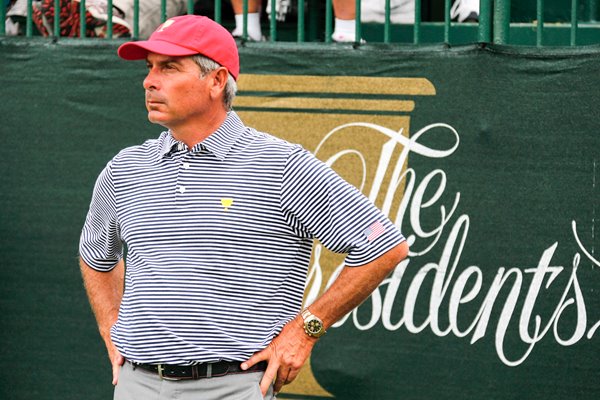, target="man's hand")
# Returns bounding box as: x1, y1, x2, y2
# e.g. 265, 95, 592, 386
242, 316, 317, 395
240, 242, 408, 396
107, 339, 125, 385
